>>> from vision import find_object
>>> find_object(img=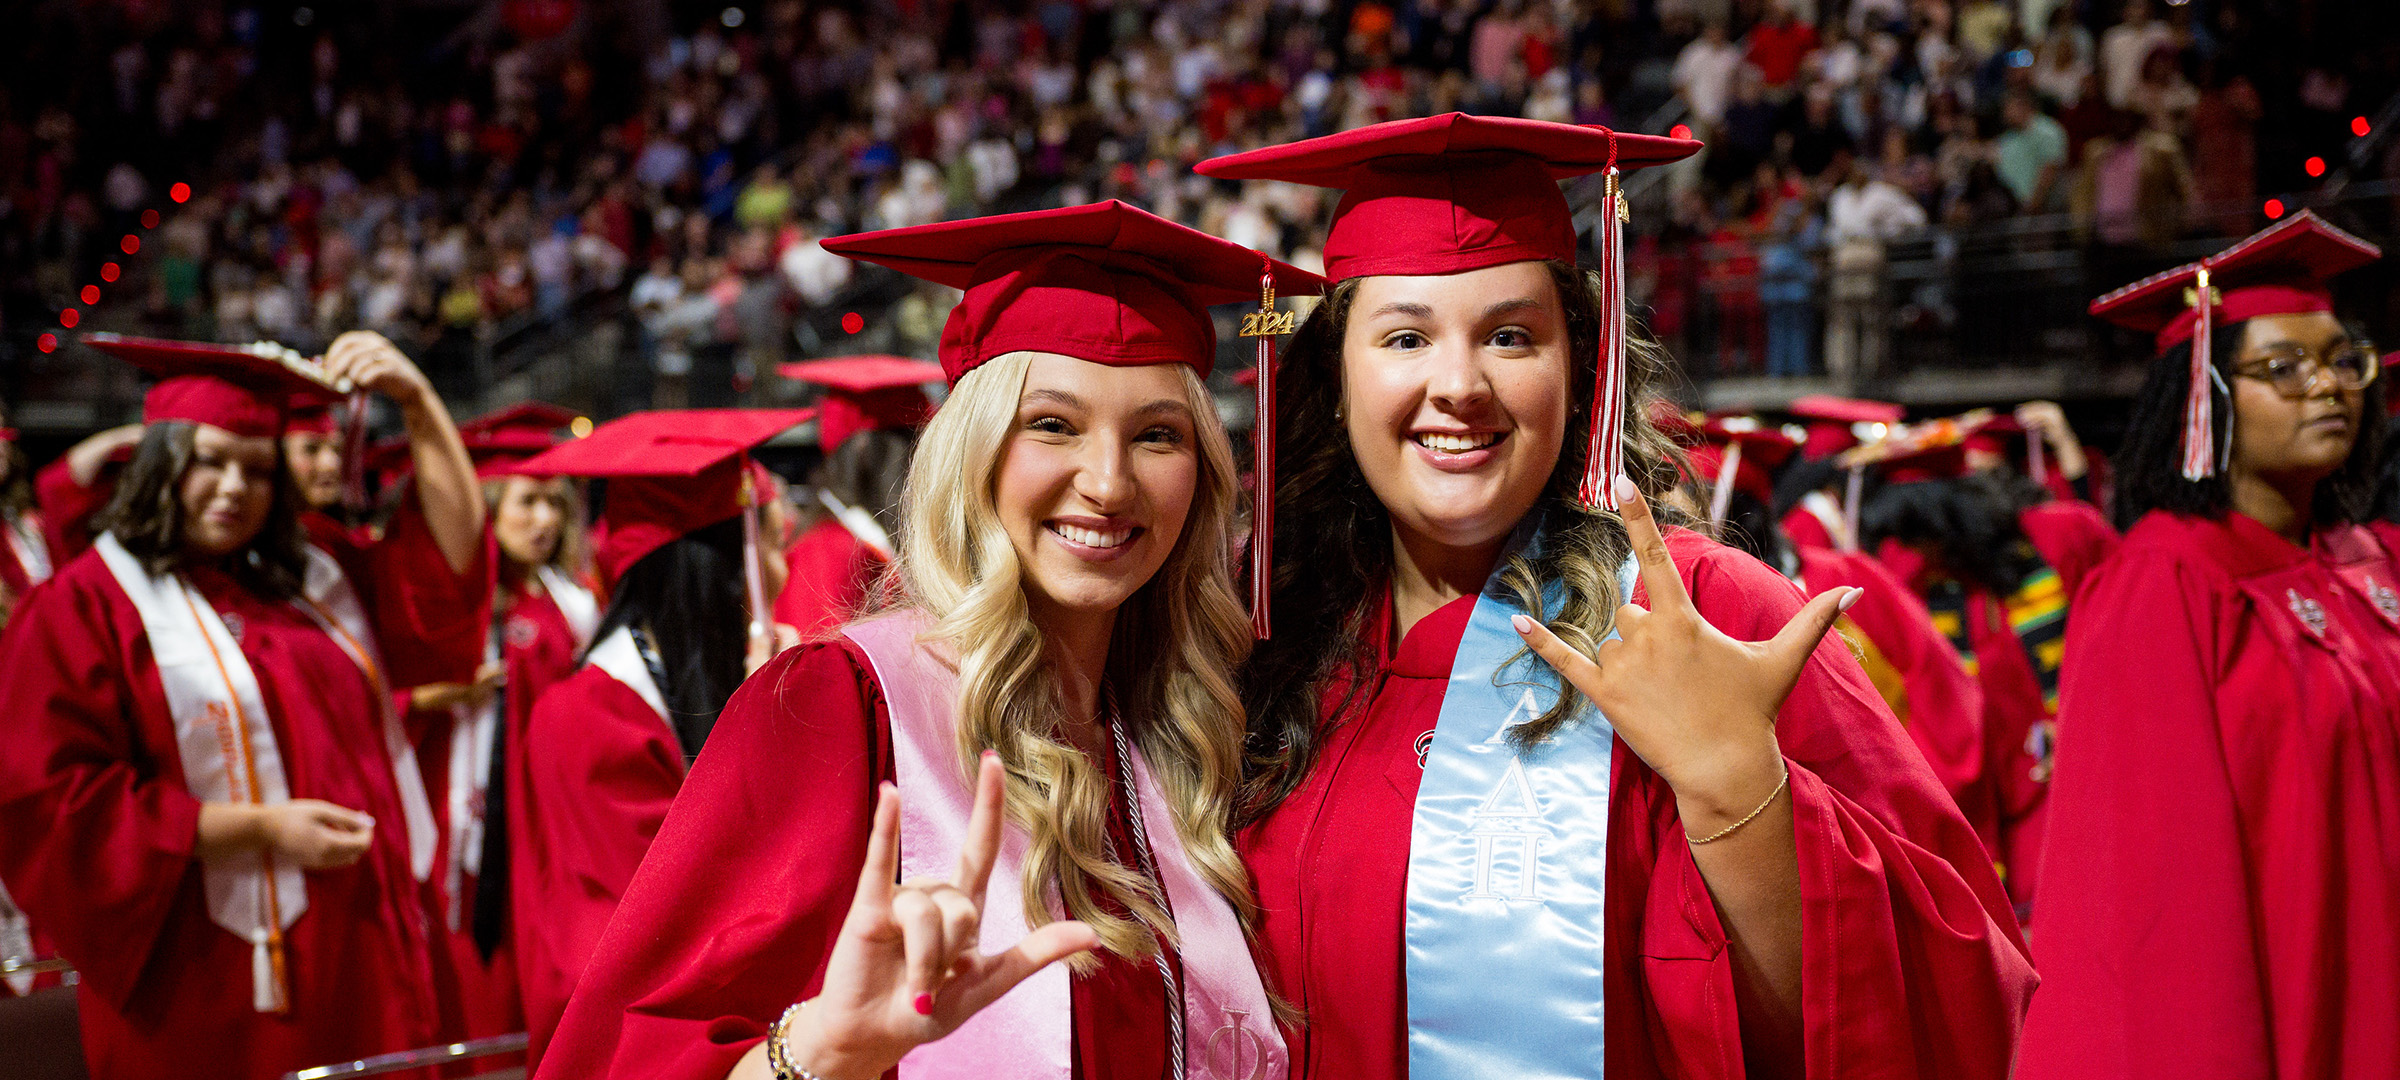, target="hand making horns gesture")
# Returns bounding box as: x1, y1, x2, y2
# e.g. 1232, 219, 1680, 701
1512, 477, 1860, 827
769, 751, 1102, 1079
